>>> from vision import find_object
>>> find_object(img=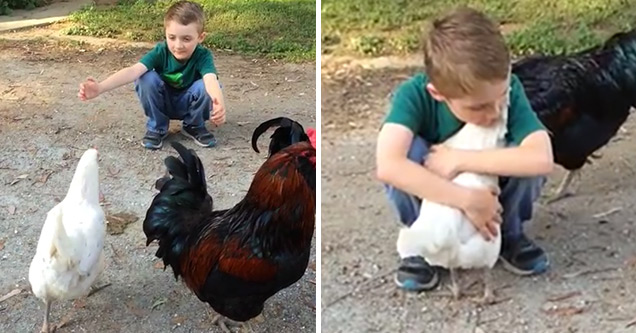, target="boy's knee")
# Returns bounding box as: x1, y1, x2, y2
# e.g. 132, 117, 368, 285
188, 80, 210, 102
518, 177, 546, 194
384, 184, 420, 227
501, 176, 546, 205
136, 70, 163, 92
